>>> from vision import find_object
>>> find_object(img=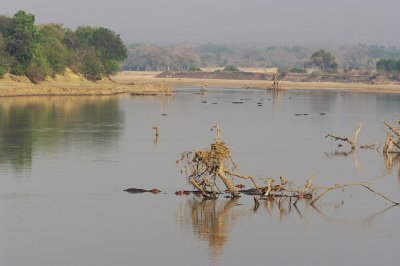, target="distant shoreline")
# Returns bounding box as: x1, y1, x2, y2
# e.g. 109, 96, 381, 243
2, 70, 400, 96
113, 71, 400, 94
